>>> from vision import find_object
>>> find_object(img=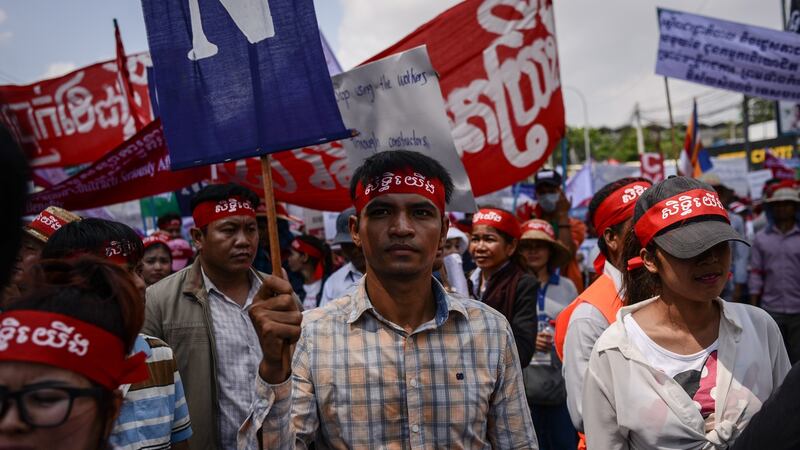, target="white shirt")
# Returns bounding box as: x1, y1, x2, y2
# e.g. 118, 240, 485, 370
202, 269, 263, 450
319, 262, 363, 307
301, 279, 322, 310
583, 297, 790, 450
563, 261, 623, 431
624, 314, 719, 379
